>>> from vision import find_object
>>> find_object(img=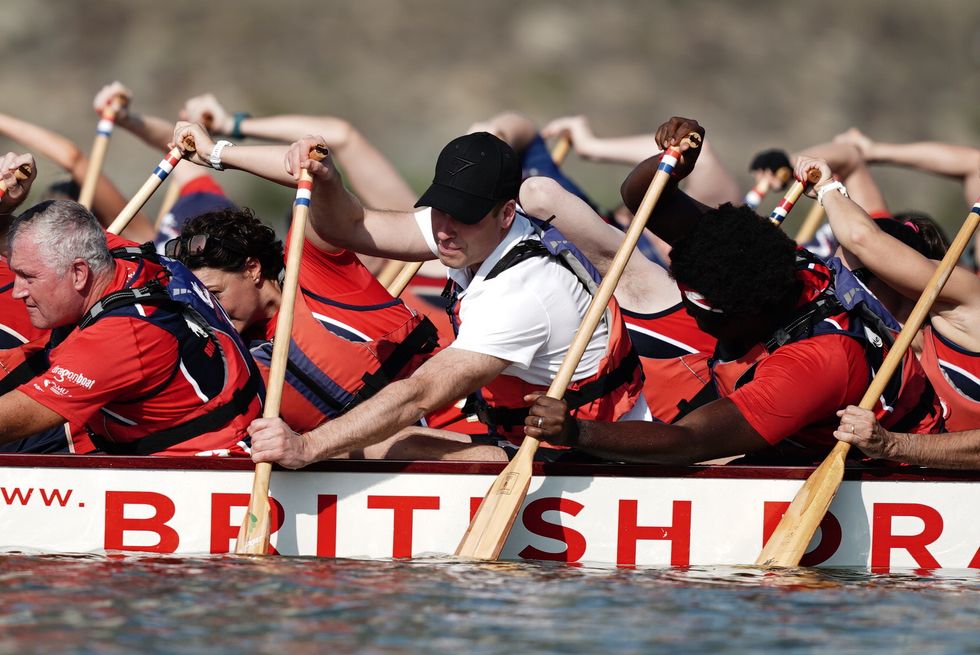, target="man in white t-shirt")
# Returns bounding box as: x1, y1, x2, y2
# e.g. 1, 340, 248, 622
247, 132, 649, 467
